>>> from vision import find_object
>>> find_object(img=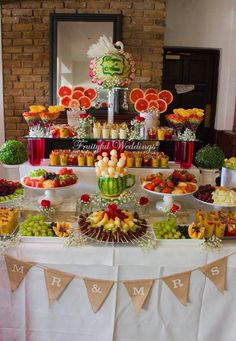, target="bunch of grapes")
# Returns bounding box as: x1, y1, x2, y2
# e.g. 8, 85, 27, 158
153, 216, 185, 239
19, 214, 55, 237
43, 172, 57, 180
194, 185, 214, 203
